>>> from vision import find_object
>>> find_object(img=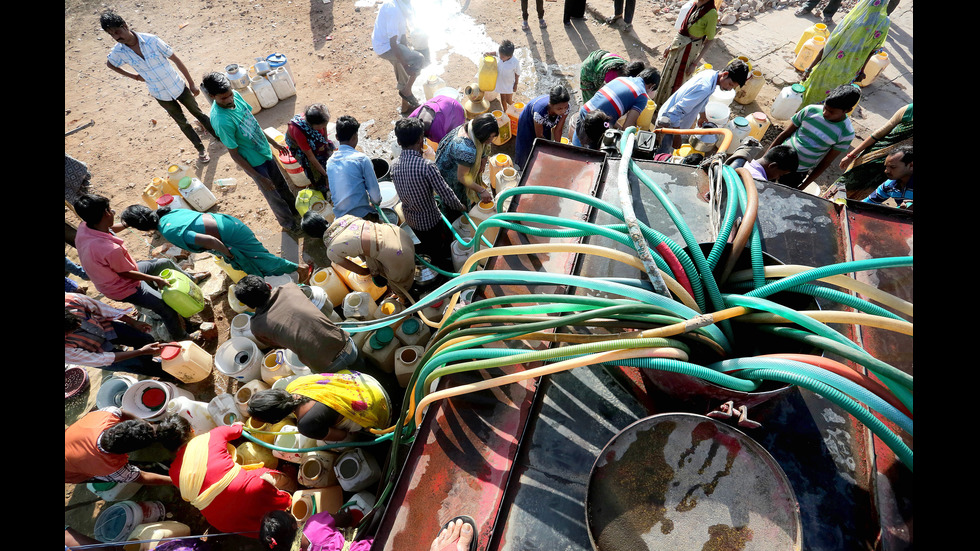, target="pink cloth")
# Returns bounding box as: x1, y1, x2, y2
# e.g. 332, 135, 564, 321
411, 96, 466, 144
302, 512, 373, 551
74, 222, 142, 300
